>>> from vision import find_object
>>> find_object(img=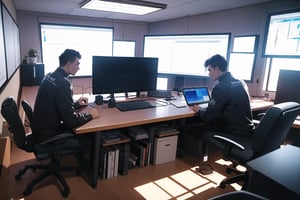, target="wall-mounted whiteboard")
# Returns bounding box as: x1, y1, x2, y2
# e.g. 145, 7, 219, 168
2, 4, 20, 82
0, 3, 7, 89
